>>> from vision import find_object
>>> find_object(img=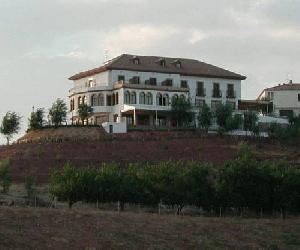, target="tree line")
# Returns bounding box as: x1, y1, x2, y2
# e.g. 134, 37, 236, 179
0, 98, 93, 144
49, 145, 300, 217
